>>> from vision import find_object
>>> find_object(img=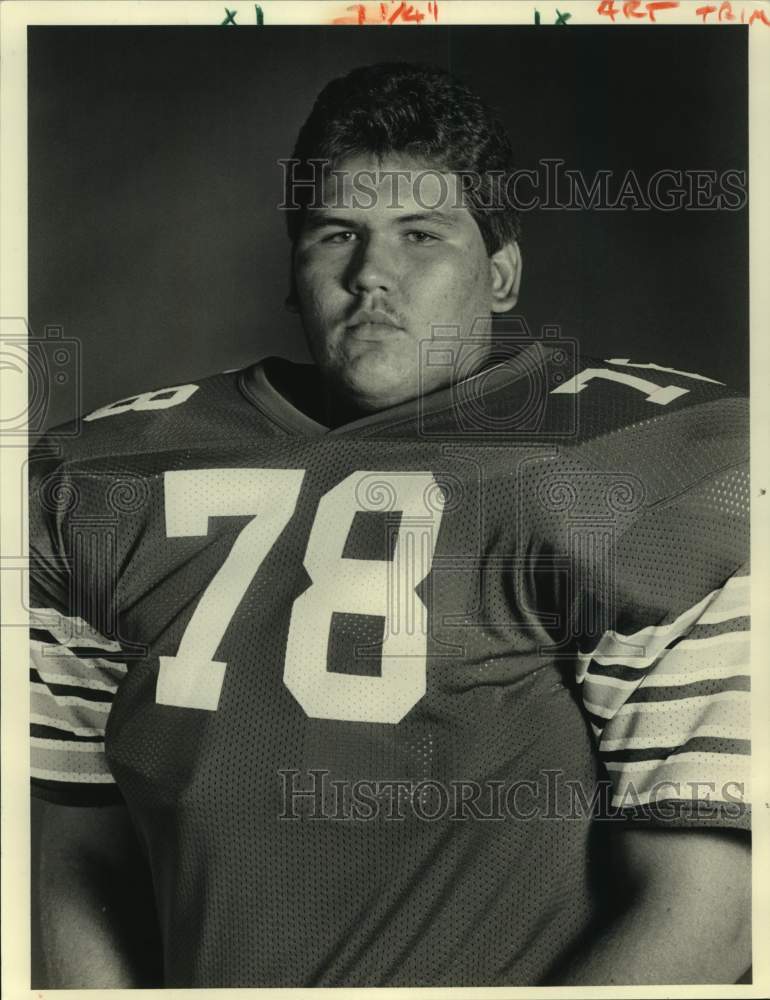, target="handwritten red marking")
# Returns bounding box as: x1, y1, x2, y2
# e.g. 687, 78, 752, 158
331, 3, 366, 24
597, 0, 619, 19
600, 0, 683, 21
391, 1, 408, 21
749, 6, 770, 23
697, 1, 768, 21
399, 2, 426, 22
331, 1, 436, 24
646, 0, 679, 19
622, 0, 646, 17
